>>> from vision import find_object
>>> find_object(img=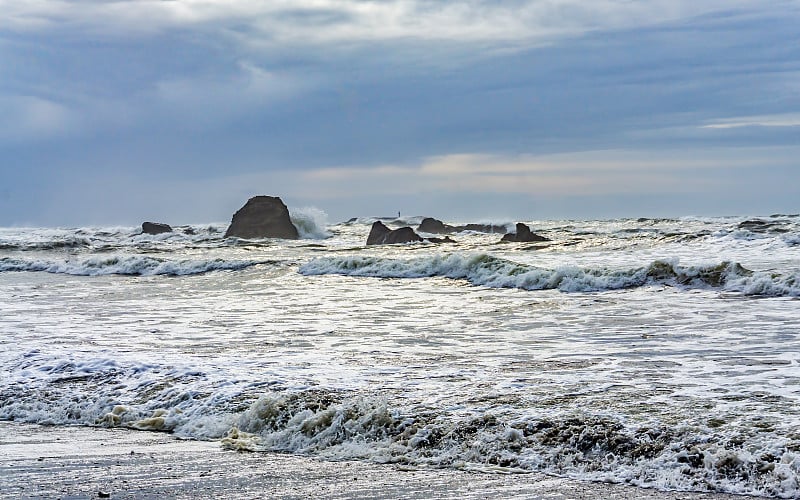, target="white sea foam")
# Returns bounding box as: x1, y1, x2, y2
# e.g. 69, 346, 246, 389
0, 255, 265, 276
290, 206, 332, 239
299, 253, 800, 296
